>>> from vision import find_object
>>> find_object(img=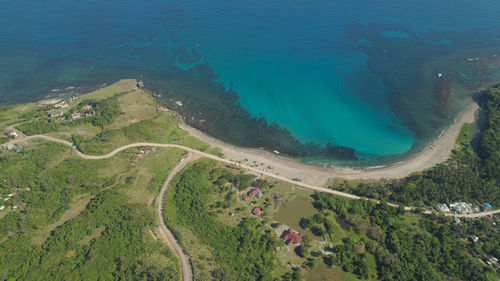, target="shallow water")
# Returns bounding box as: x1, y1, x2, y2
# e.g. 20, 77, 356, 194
1, 0, 500, 163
